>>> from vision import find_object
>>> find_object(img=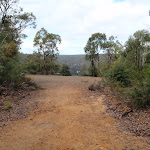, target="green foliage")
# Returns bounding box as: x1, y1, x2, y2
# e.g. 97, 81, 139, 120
104, 54, 150, 108
84, 33, 106, 77
107, 60, 130, 87
88, 65, 99, 77
94, 29, 150, 109
23, 51, 43, 74
0, 0, 36, 87
0, 48, 24, 87
98, 57, 109, 76
46, 62, 60, 75
89, 80, 107, 91
5, 101, 12, 111
80, 64, 88, 76
33, 28, 61, 75
145, 52, 150, 63
131, 67, 150, 108
60, 64, 72, 76
84, 33, 122, 77
124, 30, 150, 71
26, 77, 43, 90
104, 36, 123, 66
131, 85, 150, 108
131, 66, 150, 108
0, 0, 36, 46
22, 51, 60, 75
